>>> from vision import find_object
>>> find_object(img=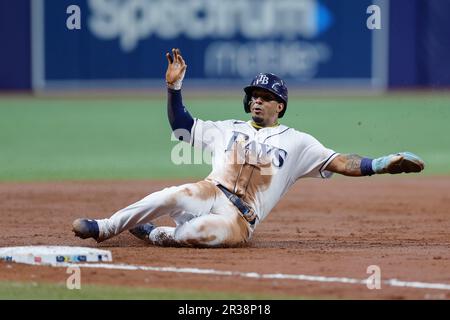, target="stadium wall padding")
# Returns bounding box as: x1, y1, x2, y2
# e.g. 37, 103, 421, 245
0, 0, 31, 90
0, 0, 449, 90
